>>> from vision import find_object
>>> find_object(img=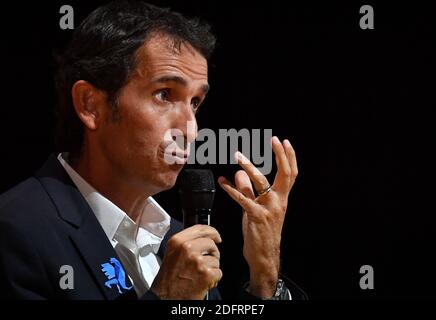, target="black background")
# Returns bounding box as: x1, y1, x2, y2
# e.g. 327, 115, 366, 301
1, 0, 435, 299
